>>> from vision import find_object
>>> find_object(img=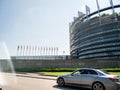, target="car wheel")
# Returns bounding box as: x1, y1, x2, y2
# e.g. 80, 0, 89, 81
92, 82, 105, 90
57, 78, 65, 86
